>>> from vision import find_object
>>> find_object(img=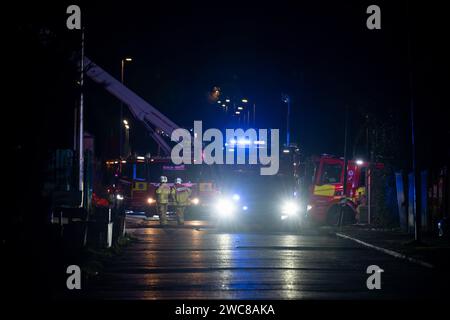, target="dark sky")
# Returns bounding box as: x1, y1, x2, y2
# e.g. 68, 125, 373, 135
11, 1, 450, 169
